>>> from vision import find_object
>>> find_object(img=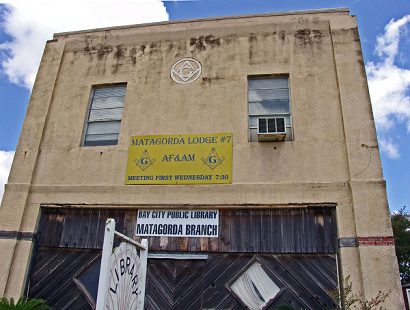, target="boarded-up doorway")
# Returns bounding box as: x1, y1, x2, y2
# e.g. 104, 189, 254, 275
145, 254, 338, 309
27, 206, 339, 309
